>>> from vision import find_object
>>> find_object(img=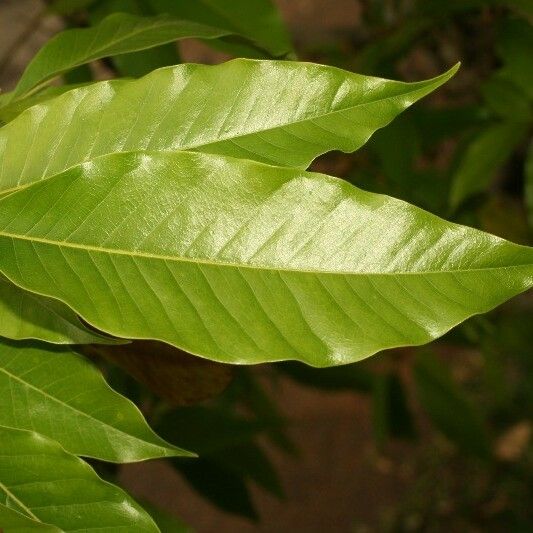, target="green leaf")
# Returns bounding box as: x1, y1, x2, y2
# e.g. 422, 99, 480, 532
0, 425, 159, 532
0, 151, 531, 367
0, 274, 116, 344
0, 503, 61, 532
0, 59, 458, 196
111, 44, 179, 78
414, 352, 492, 459
148, 0, 293, 57
449, 121, 529, 209
12, 13, 229, 99
0, 339, 192, 462
86, 0, 181, 78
